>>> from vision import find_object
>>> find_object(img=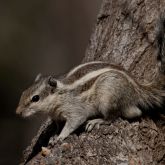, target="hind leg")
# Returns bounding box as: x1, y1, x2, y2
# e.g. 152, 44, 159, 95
122, 106, 142, 119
